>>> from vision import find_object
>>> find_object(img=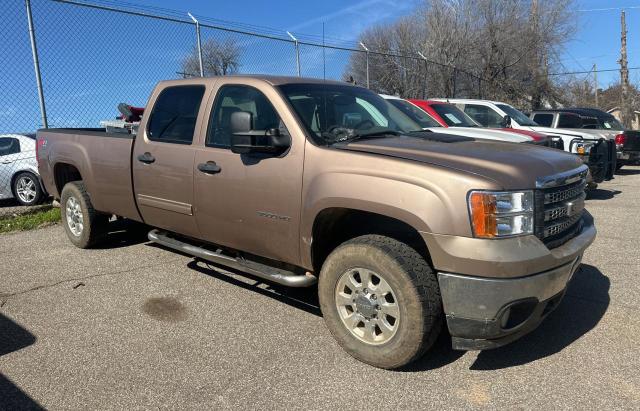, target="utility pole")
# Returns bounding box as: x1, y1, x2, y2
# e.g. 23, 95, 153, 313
620, 10, 632, 127
593, 63, 598, 107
